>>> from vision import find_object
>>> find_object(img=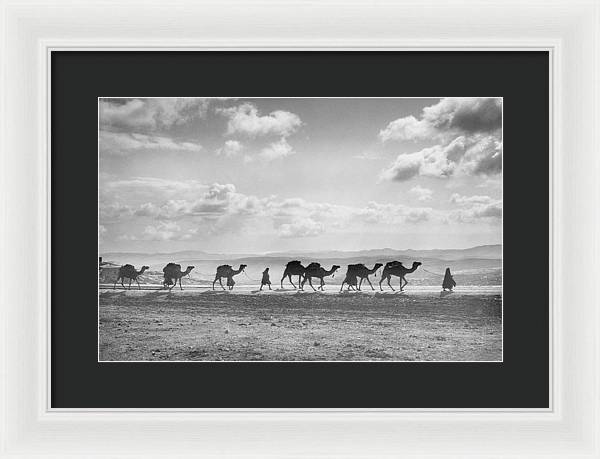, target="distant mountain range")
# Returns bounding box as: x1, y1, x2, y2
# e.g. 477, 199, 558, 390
101, 244, 501, 270
261, 244, 501, 261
